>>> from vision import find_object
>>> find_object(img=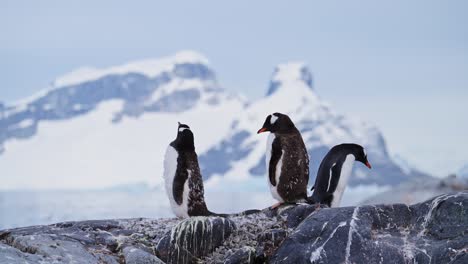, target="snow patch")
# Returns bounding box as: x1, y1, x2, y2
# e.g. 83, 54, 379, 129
13, 119, 34, 129
54, 50, 209, 87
